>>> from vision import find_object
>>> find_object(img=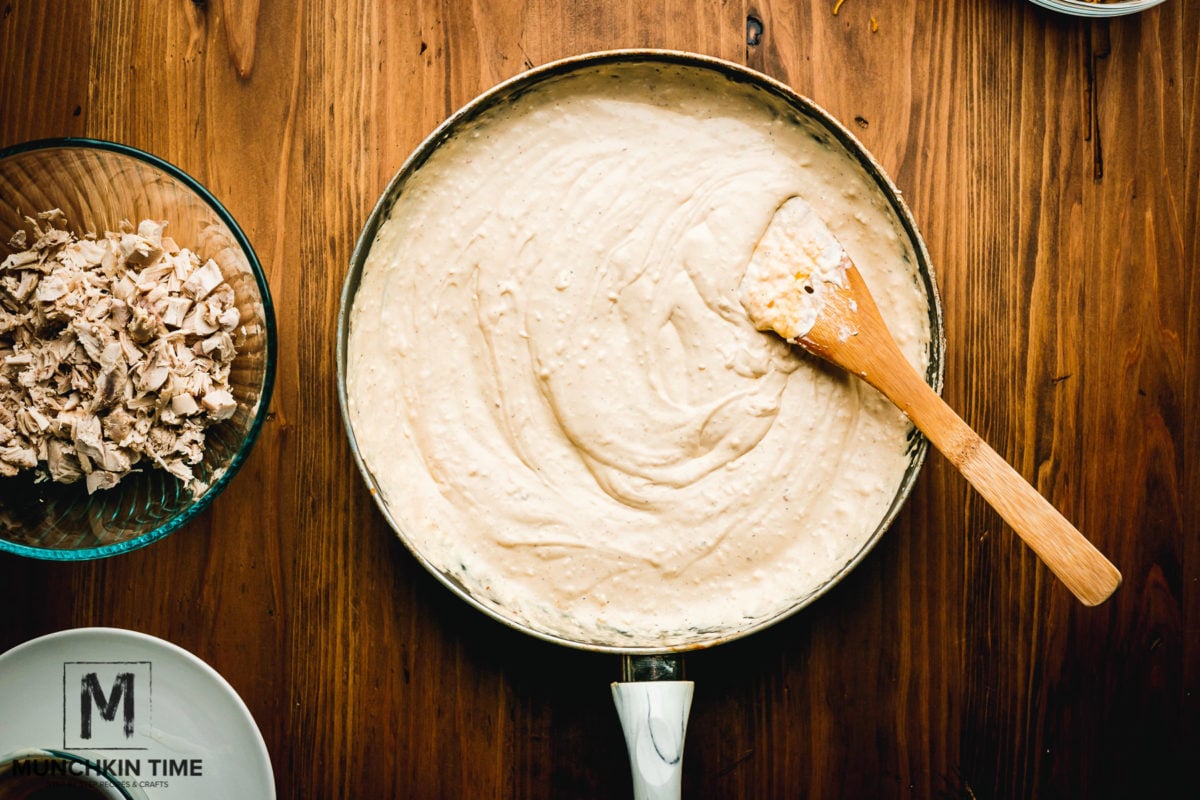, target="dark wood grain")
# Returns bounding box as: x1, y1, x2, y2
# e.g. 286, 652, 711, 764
2, 1, 1197, 797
